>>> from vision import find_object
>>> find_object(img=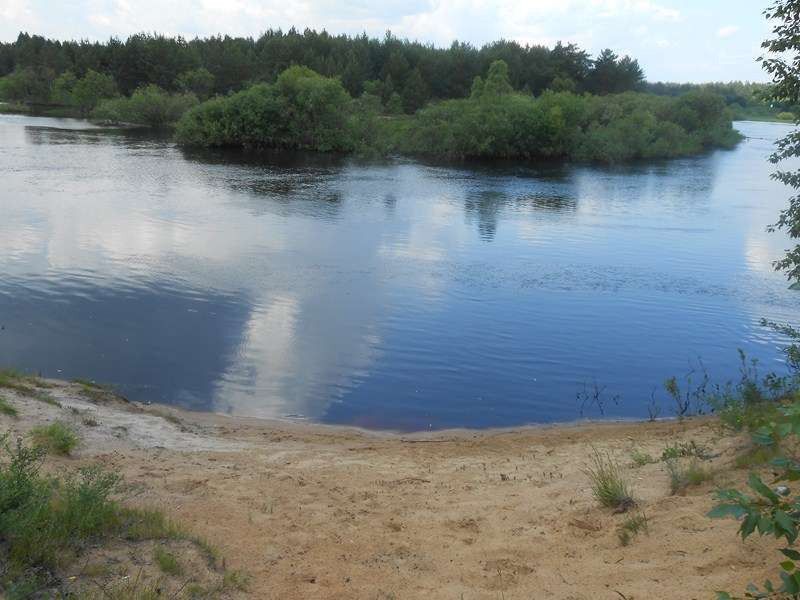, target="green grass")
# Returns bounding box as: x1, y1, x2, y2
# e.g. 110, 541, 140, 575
0, 369, 38, 395
30, 421, 79, 455
153, 546, 182, 575
121, 507, 184, 541
0, 435, 222, 596
0, 438, 121, 582
83, 575, 164, 600
0, 369, 60, 406
73, 378, 115, 403
665, 458, 713, 495
617, 512, 649, 546
0, 396, 18, 417
584, 447, 635, 511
